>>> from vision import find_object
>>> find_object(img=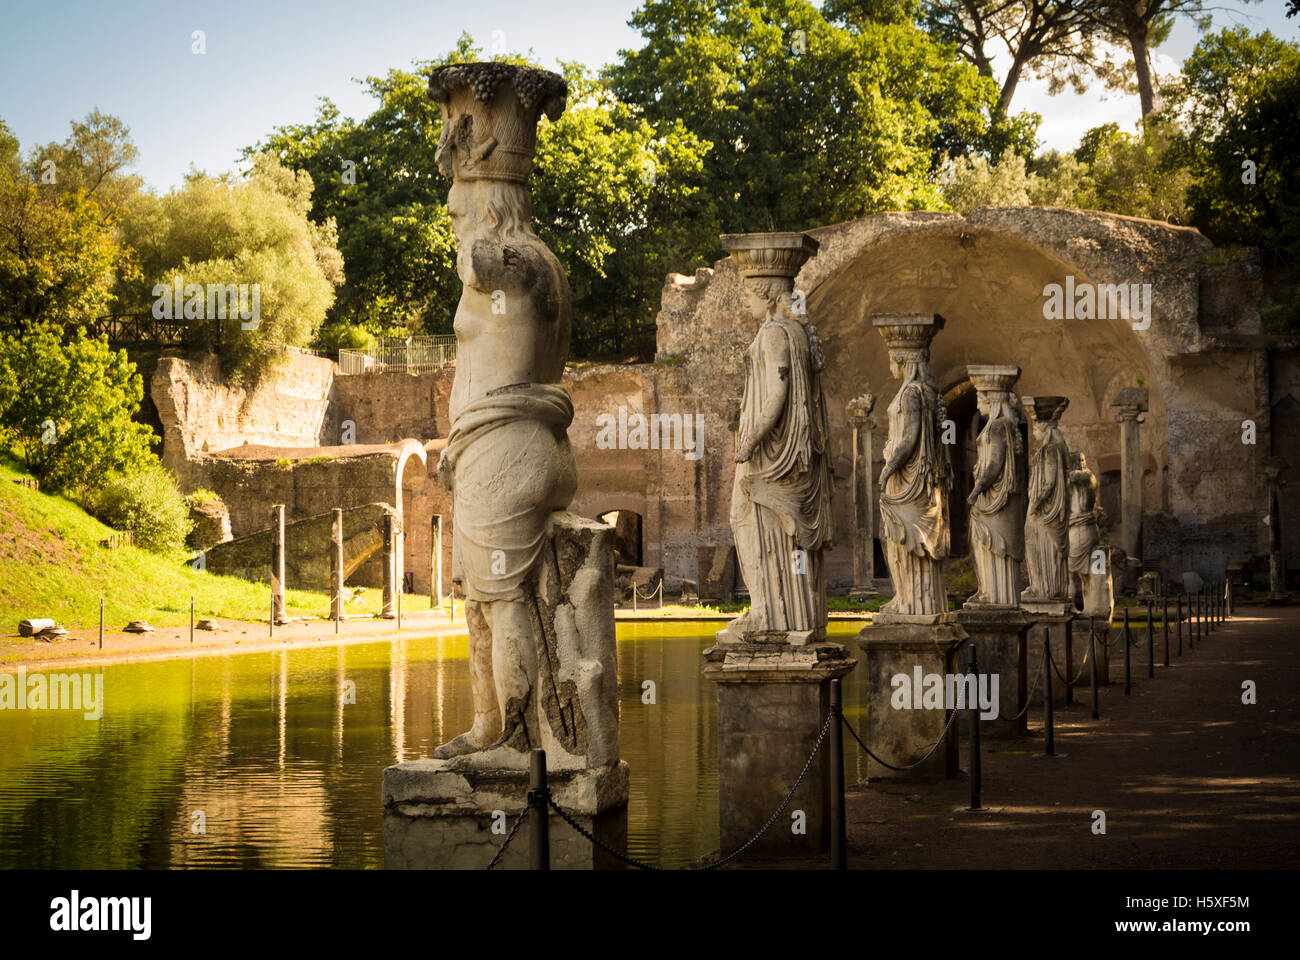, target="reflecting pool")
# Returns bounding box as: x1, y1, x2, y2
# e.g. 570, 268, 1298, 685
0, 621, 869, 869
